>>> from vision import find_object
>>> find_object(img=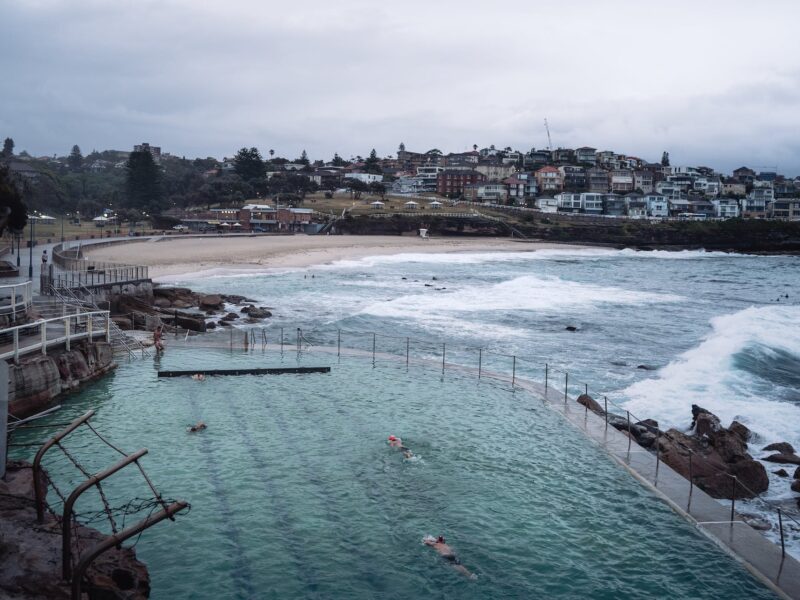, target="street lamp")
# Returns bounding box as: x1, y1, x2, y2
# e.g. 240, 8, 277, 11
28, 216, 35, 279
